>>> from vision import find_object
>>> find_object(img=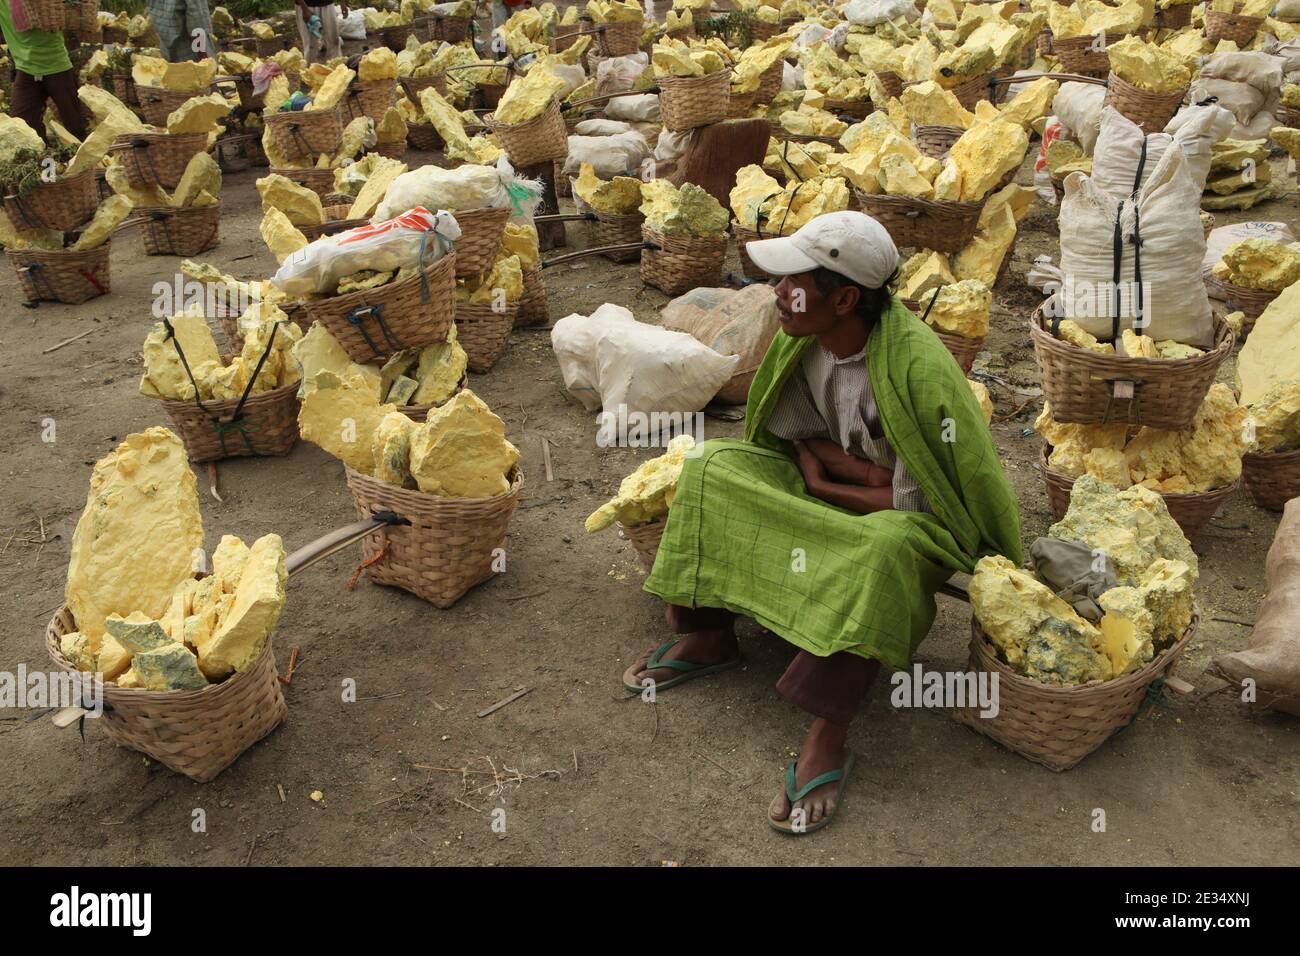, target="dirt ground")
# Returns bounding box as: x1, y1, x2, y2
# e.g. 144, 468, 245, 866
2, 141, 1298, 868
